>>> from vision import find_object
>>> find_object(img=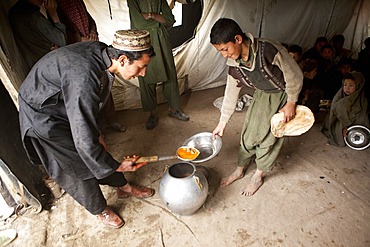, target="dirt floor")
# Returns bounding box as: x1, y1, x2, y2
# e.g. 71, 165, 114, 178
1, 86, 370, 247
